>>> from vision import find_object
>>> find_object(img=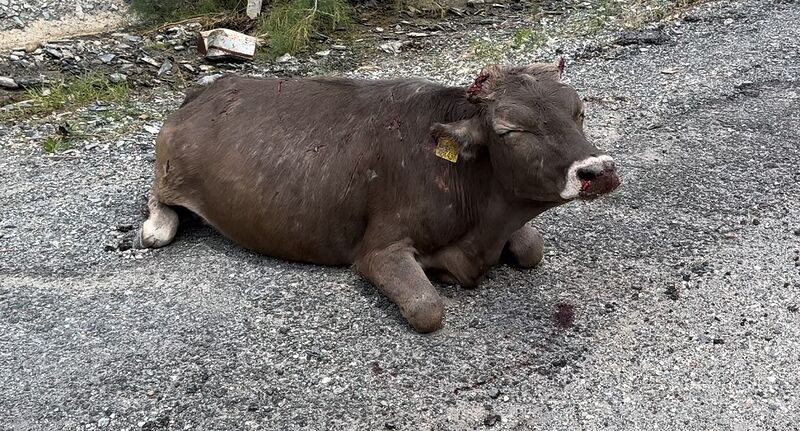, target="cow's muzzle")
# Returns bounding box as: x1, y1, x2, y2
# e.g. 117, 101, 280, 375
560, 155, 621, 200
